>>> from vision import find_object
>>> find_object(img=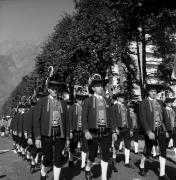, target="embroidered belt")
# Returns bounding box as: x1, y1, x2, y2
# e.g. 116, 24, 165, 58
89, 128, 111, 137
51, 126, 61, 137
